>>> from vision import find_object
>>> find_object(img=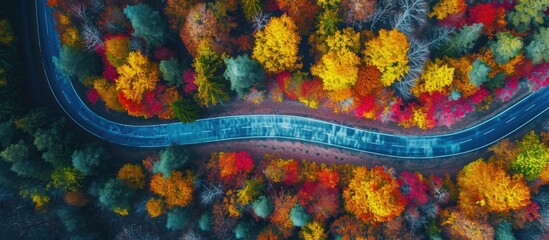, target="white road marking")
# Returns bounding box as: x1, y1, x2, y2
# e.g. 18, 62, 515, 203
280, 125, 292, 129
202, 130, 212, 133
392, 144, 404, 148
221, 128, 231, 131
505, 116, 516, 123
346, 138, 357, 143
181, 132, 192, 135
62, 91, 71, 104
301, 128, 313, 132
459, 139, 472, 144
241, 126, 253, 129
525, 104, 536, 112
483, 129, 495, 135
78, 112, 88, 121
